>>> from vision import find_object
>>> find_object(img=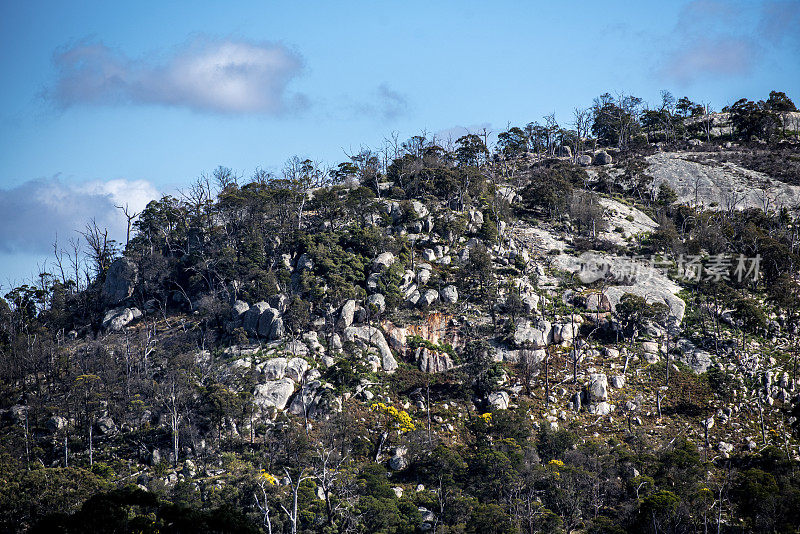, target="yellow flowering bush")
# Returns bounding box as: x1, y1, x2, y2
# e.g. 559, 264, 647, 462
547, 459, 564, 478
259, 470, 277, 485
479, 413, 493, 423
370, 402, 416, 433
